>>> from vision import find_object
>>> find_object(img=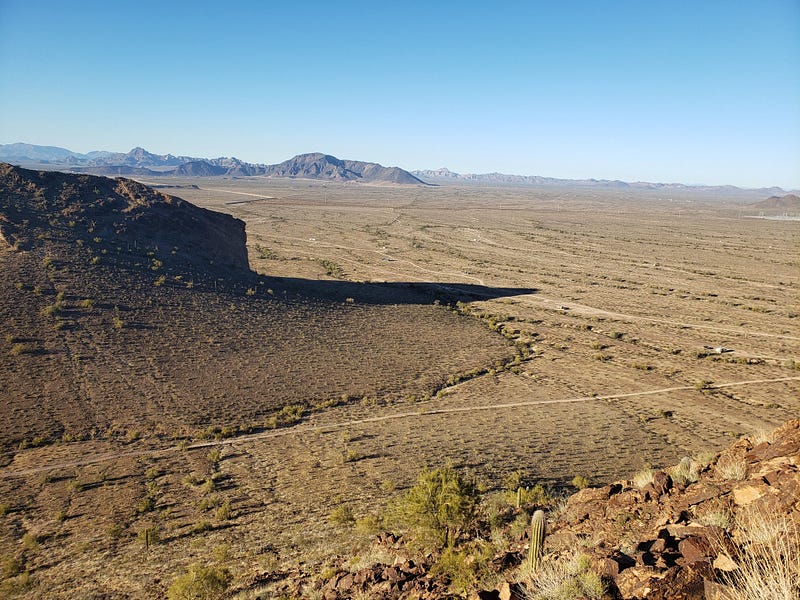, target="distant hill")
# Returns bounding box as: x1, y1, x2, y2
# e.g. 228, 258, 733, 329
749, 193, 800, 210
0, 143, 425, 185
0, 142, 81, 162
263, 153, 425, 184
413, 168, 790, 196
